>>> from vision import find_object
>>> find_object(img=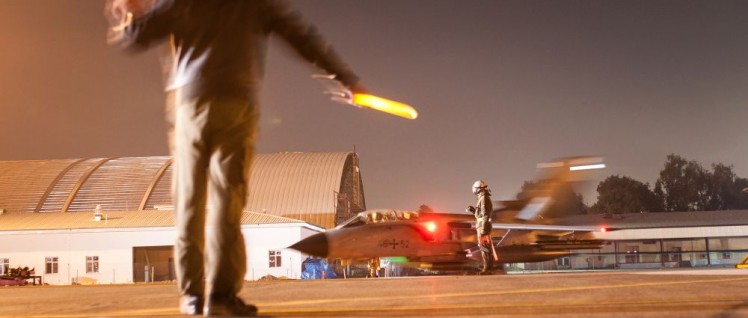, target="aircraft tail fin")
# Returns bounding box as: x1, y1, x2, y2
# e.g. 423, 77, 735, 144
496, 156, 605, 221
